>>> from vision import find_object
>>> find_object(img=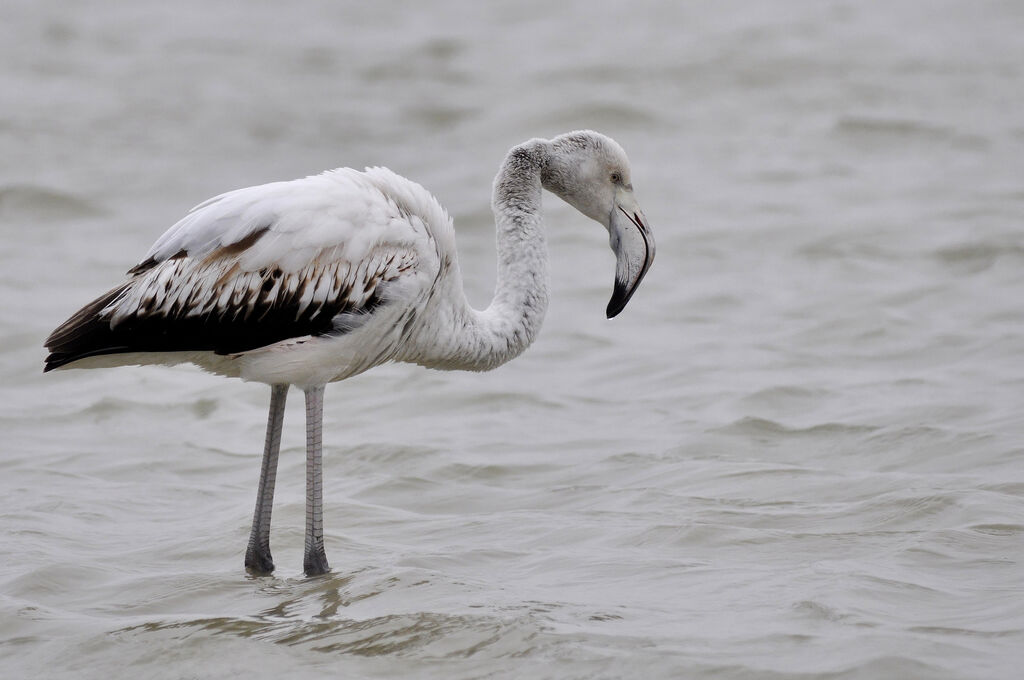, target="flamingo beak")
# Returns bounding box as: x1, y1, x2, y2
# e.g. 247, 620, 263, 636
606, 199, 655, 318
